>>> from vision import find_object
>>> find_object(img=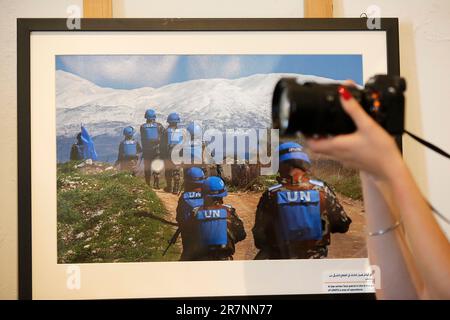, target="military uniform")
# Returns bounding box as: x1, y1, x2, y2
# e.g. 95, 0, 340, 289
252, 175, 352, 259
181, 203, 246, 261
140, 121, 164, 187
116, 138, 142, 173
161, 126, 183, 193
176, 188, 202, 261
70, 142, 84, 161
181, 140, 209, 181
